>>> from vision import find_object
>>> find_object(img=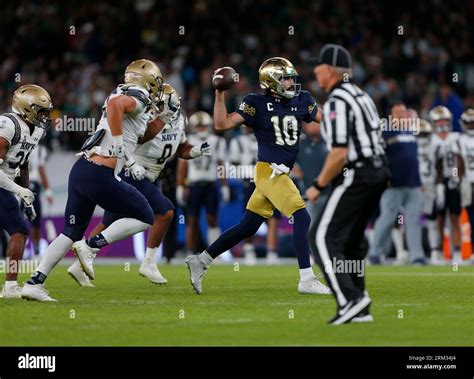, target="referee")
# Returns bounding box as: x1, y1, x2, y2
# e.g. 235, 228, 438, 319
306, 44, 390, 325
